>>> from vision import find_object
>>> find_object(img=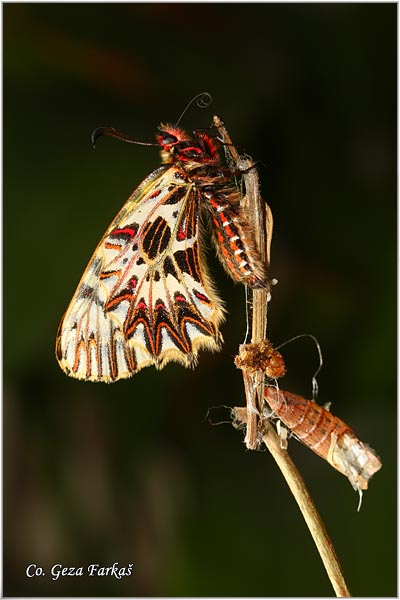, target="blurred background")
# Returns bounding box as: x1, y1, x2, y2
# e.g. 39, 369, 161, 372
4, 3, 396, 596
